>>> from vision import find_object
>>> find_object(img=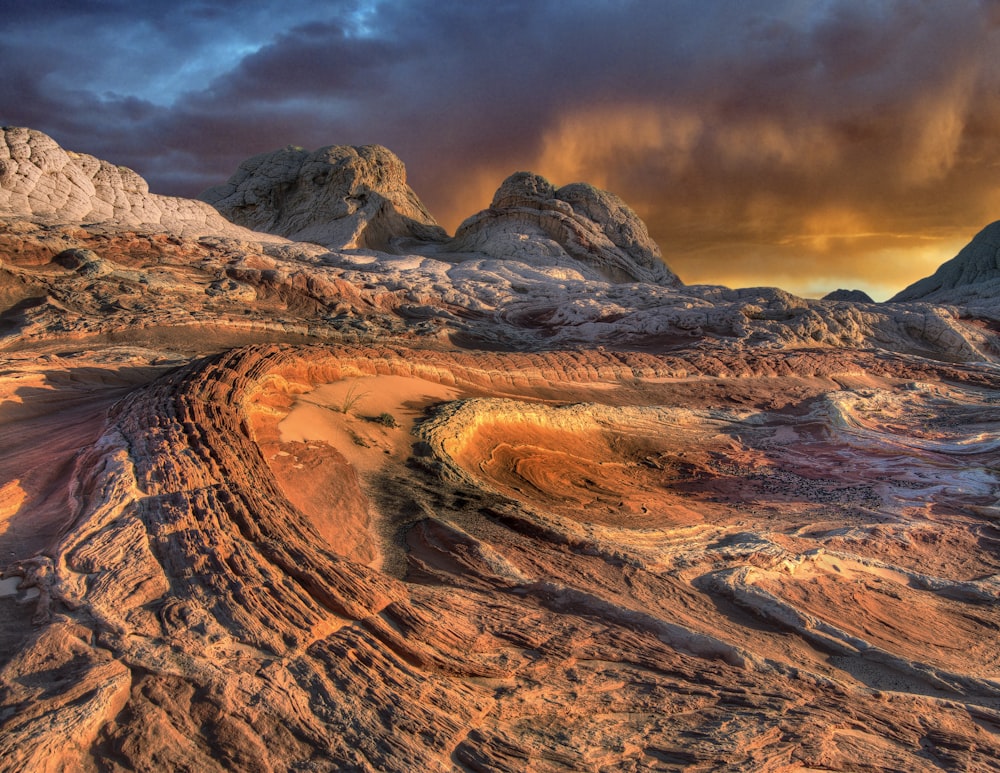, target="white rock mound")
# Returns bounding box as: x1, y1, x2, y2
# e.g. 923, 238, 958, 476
822, 289, 875, 303
448, 171, 679, 285
0, 126, 265, 240
891, 221, 1000, 304
200, 144, 447, 251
